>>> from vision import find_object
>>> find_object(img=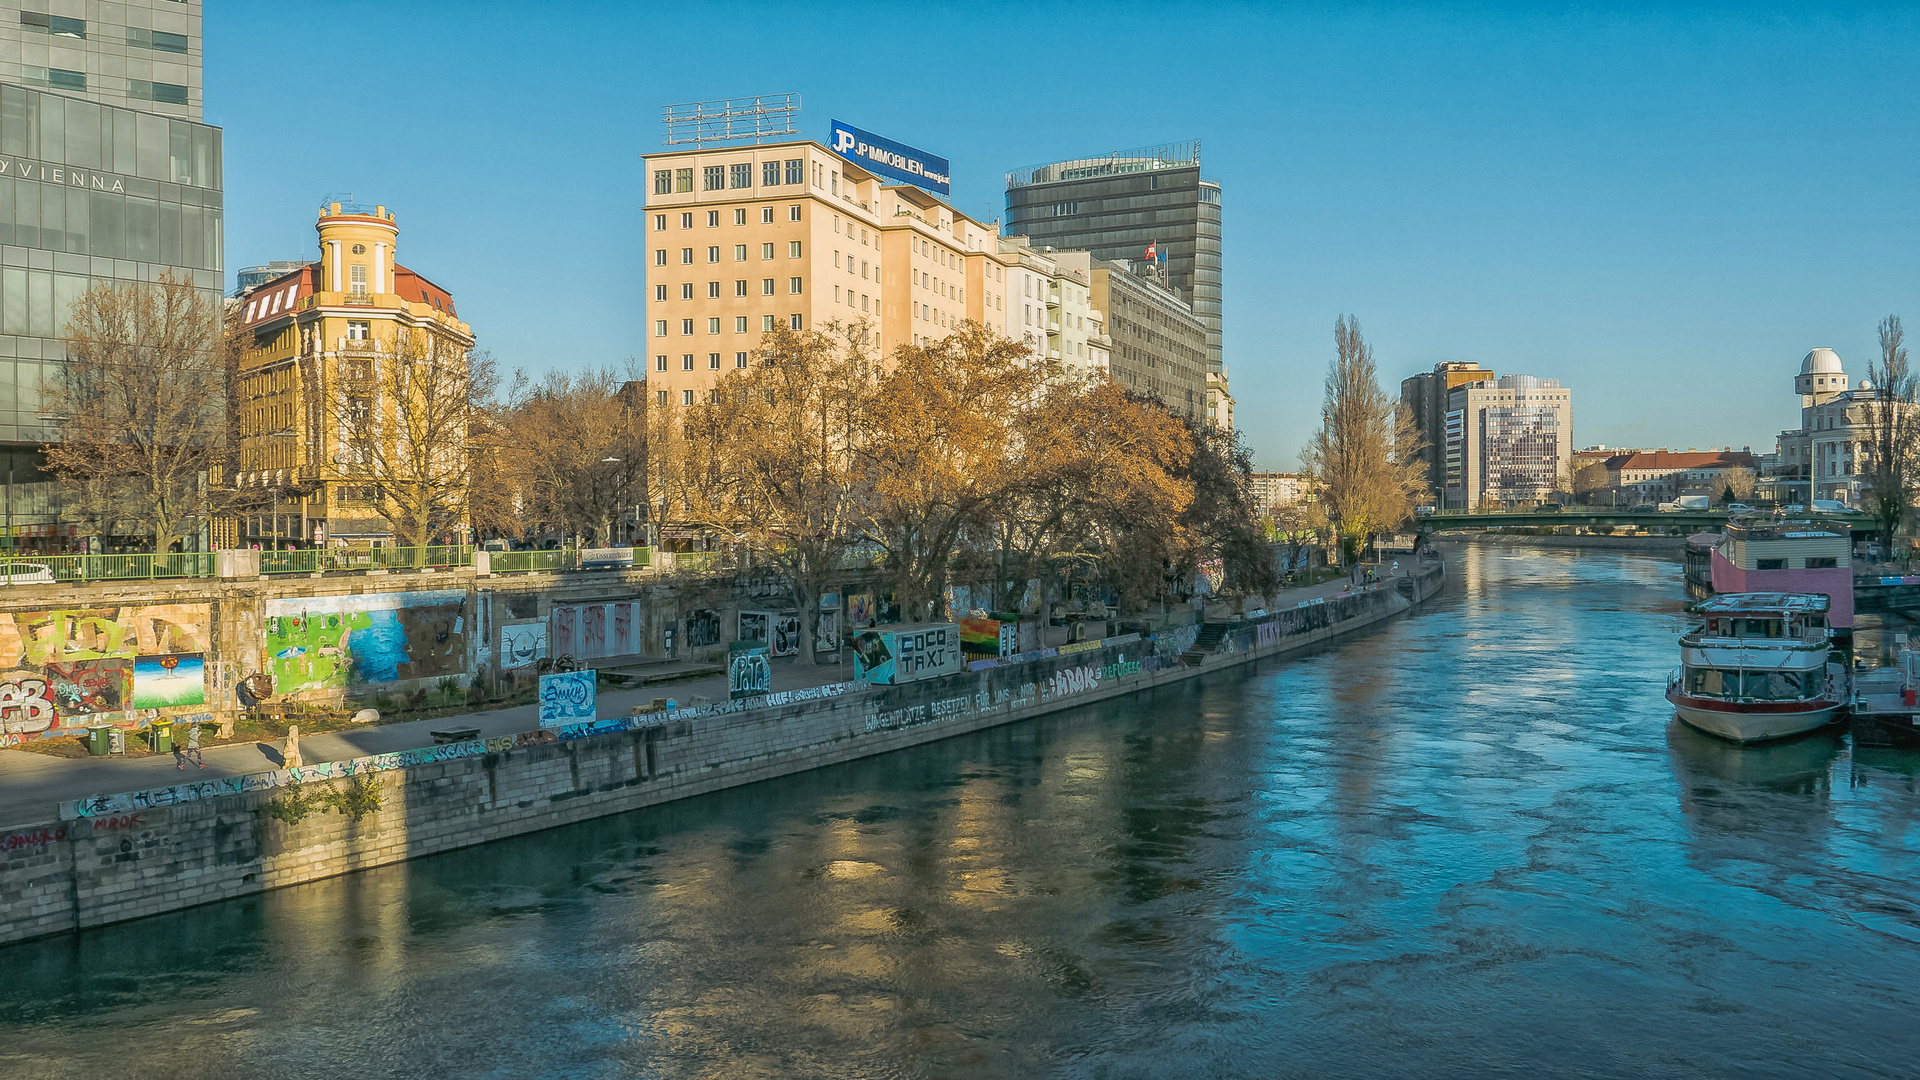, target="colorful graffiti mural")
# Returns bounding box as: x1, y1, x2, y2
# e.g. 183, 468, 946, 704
0, 603, 209, 745
265, 591, 467, 695
499, 621, 548, 669
132, 654, 206, 708
538, 669, 597, 727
